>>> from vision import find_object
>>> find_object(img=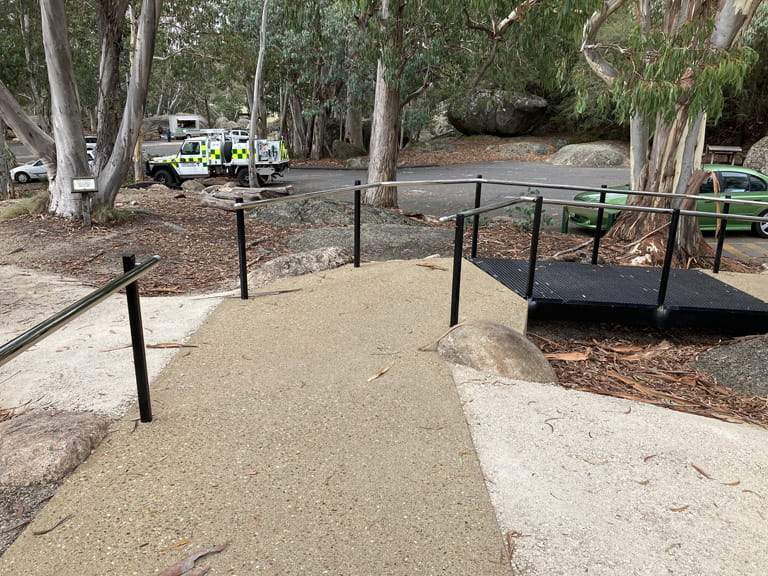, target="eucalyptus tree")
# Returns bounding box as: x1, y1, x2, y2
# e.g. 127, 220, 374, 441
0, 0, 49, 130
0, 0, 161, 218
230, 0, 360, 160
346, 0, 476, 207
148, 1, 244, 121
581, 0, 762, 265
